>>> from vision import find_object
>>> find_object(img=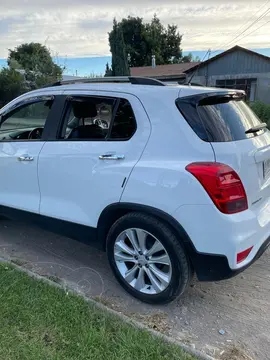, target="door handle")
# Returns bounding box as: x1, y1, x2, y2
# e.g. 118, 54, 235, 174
17, 156, 34, 162
99, 154, 125, 160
